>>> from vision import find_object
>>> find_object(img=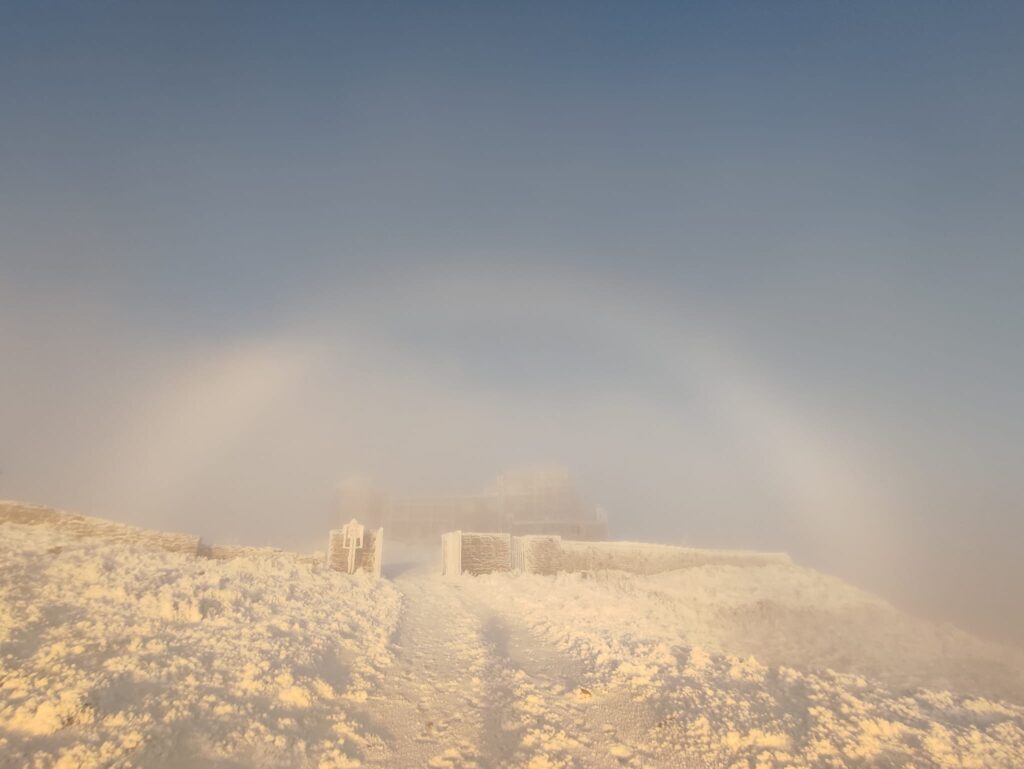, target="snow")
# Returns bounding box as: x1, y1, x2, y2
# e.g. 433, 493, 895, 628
458, 568, 1024, 767
3, 510, 1024, 768
0, 520, 400, 768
